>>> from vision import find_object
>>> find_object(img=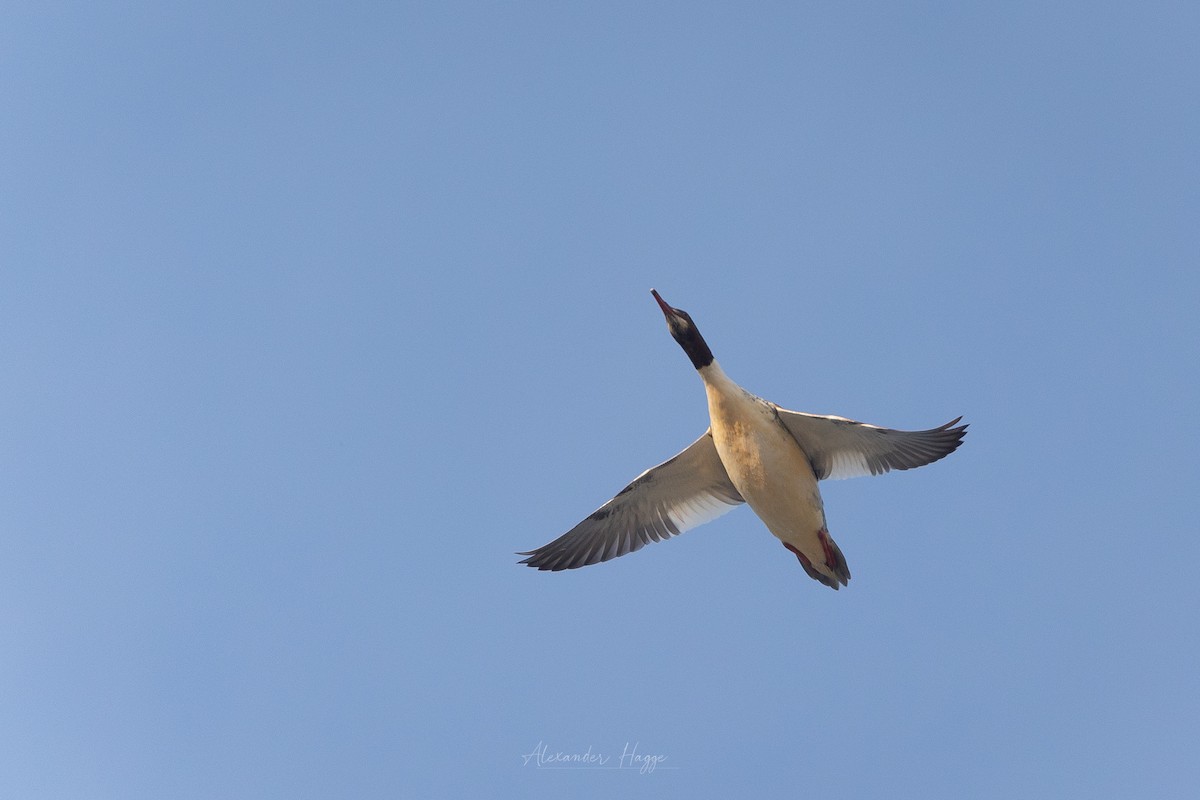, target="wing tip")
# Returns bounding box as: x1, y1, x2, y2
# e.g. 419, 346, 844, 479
516, 550, 573, 571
